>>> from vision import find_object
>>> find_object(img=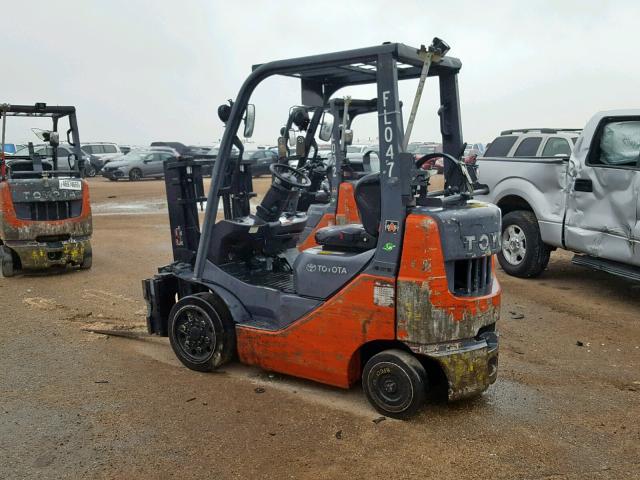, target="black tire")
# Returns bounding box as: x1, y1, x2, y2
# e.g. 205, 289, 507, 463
129, 168, 142, 181
1, 246, 15, 278
498, 210, 550, 278
362, 349, 428, 419
168, 293, 236, 372
80, 248, 92, 270
84, 164, 97, 177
